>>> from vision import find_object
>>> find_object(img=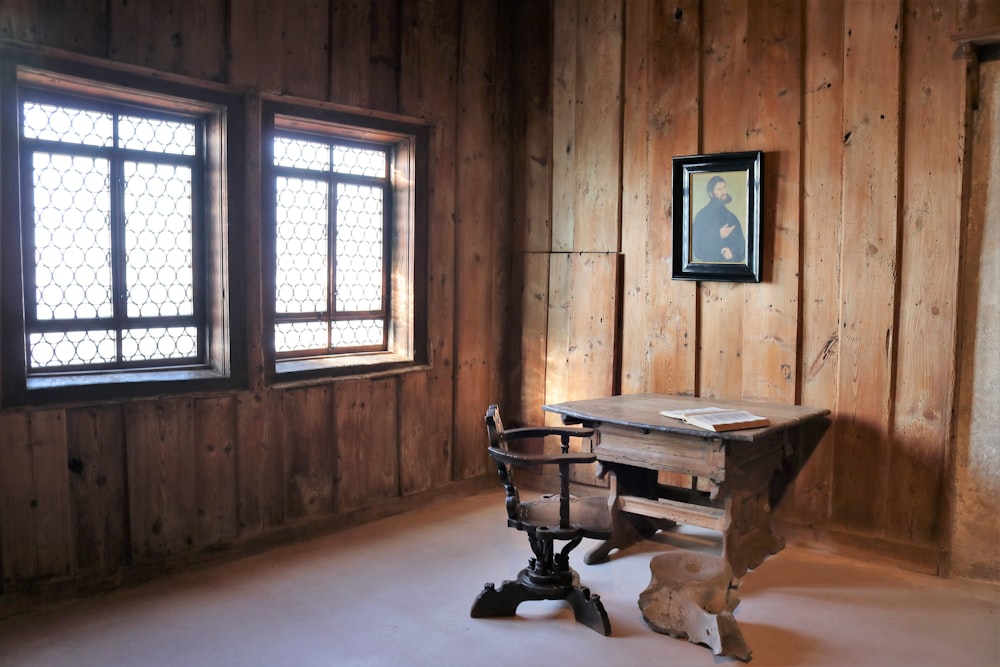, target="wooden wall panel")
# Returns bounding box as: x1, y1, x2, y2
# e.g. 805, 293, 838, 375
551, 0, 579, 253
887, 0, 965, 546
544, 252, 620, 483
511, 1, 553, 256
551, 0, 623, 253
125, 399, 195, 561
335, 379, 398, 511
453, 0, 503, 481
515, 253, 551, 427
66, 405, 129, 577
193, 396, 238, 546
831, 0, 901, 534
397, 0, 460, 496
108, 0, 227, 81
0, 0, 107, 56
741, 0, 801, 403
229, 0, 331, 97
236, 391, 285, 534
620, 0, 699, 396
697, 0, 749, 400
227, 0, 284, 90
26, 410, 71, 580
283, 386, 336, 519
0, 413, 33, 591
330, 0, 400, 111
790, 0, 845, 524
